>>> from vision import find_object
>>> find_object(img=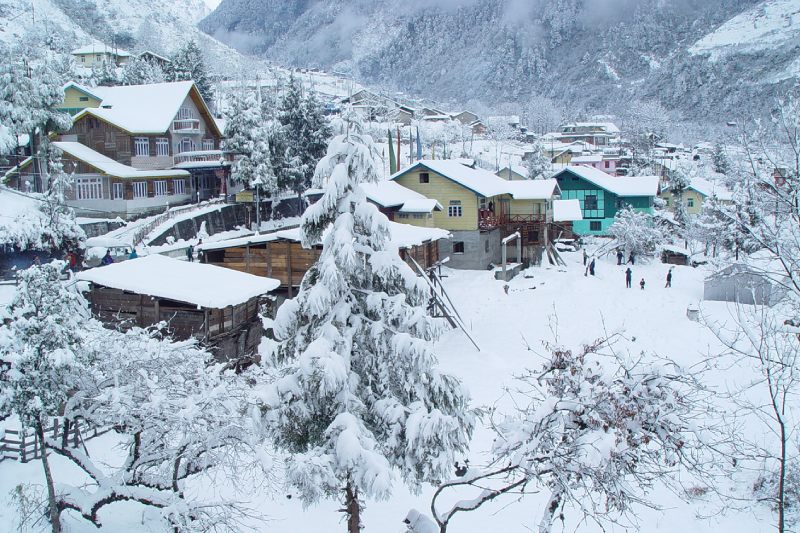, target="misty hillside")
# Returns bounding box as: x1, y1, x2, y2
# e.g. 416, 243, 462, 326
0, 0, 265, 77
200, 0, 800, 122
